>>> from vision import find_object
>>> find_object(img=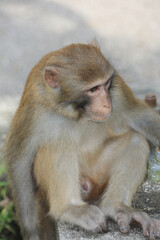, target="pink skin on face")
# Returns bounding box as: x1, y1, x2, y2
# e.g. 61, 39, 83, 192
85, 79, 111, 122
